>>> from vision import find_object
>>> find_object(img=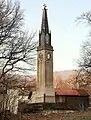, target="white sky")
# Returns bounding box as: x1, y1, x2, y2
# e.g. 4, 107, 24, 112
19, 0, 91, 72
